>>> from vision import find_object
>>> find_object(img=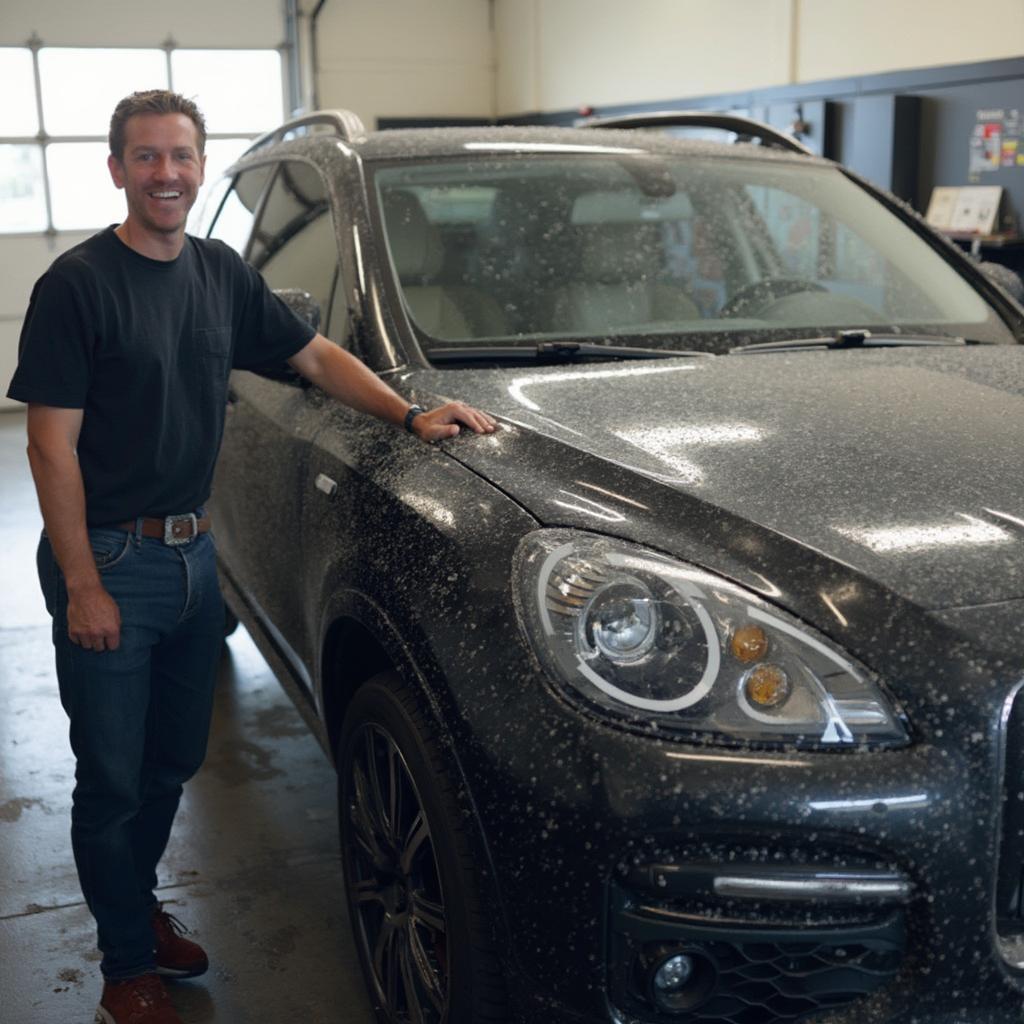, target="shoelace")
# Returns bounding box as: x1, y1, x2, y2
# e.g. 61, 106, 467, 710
154, 908, 191, 937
